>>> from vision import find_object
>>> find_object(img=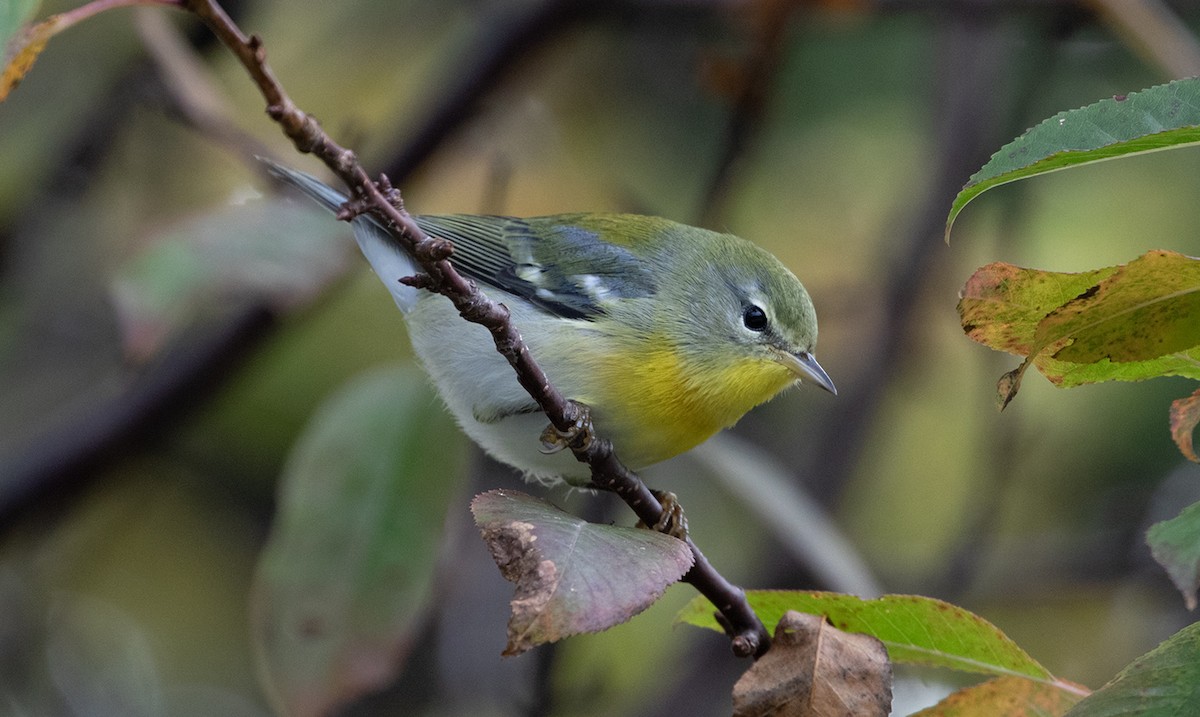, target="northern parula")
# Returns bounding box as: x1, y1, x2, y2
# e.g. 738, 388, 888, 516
263, 159, 835, 485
